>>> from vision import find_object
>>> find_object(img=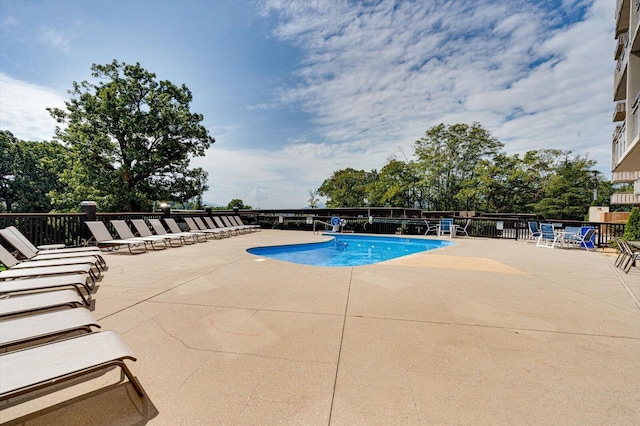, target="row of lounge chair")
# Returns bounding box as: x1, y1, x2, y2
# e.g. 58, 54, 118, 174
0, 226, 145, 411
85, 216, 259, 254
